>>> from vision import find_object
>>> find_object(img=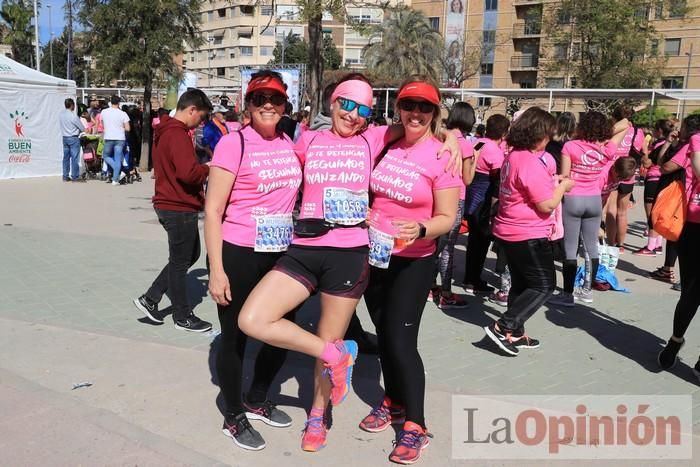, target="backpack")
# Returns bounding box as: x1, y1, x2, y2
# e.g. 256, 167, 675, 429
651, 180, 687, 241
